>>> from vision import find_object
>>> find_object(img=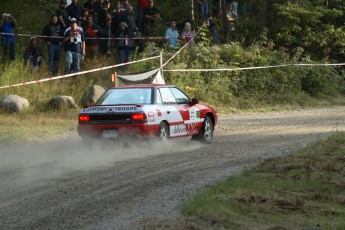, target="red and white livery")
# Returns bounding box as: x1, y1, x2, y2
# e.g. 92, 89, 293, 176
77, 84, 217, 143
